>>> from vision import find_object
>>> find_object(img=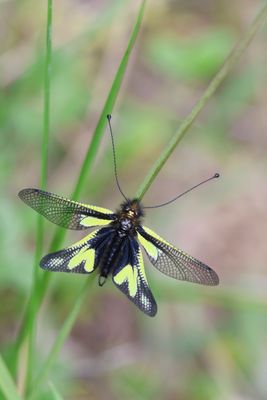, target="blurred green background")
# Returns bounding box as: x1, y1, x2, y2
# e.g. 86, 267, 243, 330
1, 0, 267, 399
